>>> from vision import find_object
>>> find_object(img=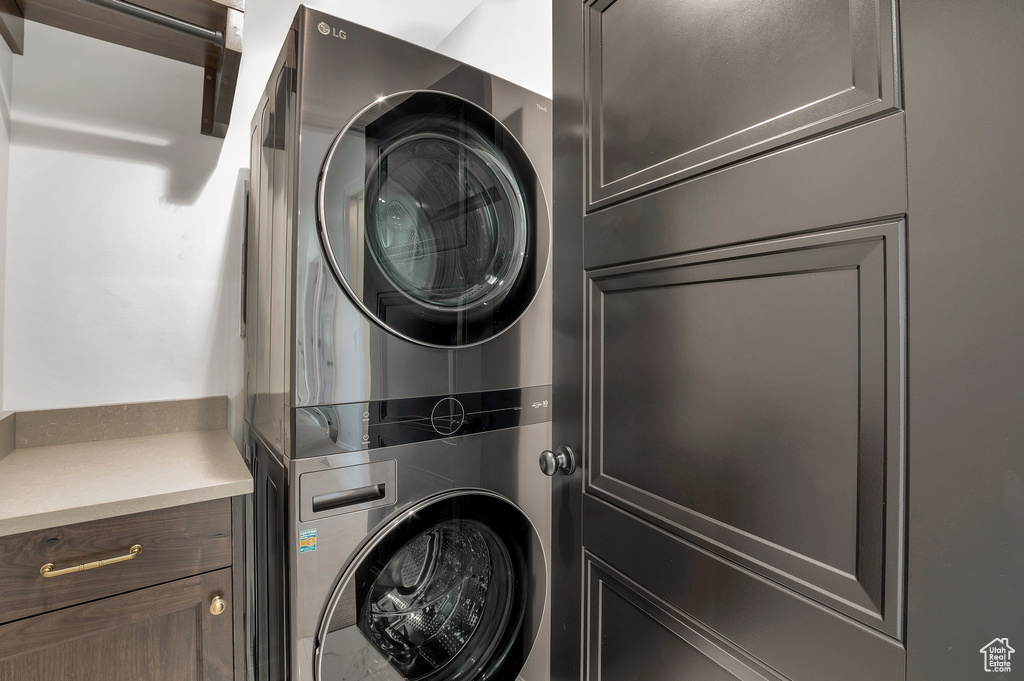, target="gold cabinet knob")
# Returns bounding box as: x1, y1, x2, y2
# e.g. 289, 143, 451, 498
210, 596, 227, 616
